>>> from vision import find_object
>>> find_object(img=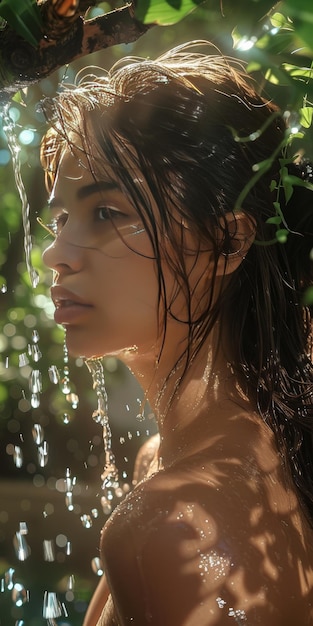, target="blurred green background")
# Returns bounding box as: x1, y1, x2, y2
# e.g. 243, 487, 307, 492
0, 1, 312, 624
